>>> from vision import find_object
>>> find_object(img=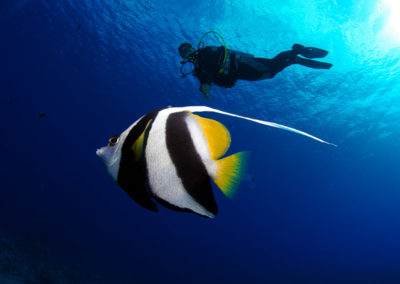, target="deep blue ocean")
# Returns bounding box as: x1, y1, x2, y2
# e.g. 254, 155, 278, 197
1, 0, 400, 283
